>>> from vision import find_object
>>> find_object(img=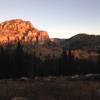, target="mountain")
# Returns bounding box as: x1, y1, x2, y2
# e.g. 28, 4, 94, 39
67, 34, 100, 50
0, 19, 100, 59
1, 19, 100, 51
0, 19, 49, 44
52, 33, 100, 50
